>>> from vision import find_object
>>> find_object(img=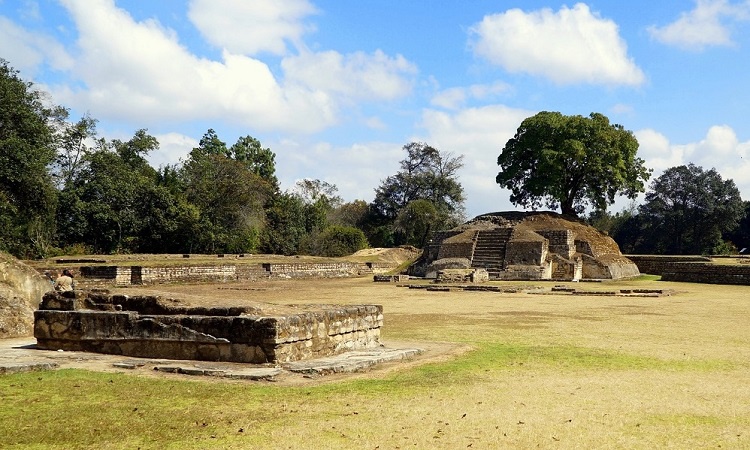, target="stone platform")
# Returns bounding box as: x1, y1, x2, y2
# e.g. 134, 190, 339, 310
0, 338, 423, 381
34, 290, 383, 364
